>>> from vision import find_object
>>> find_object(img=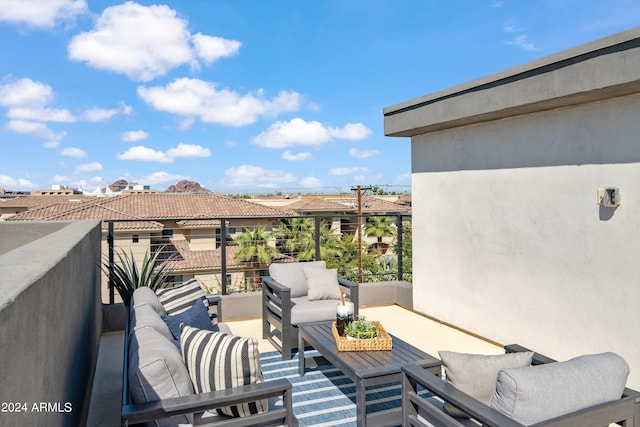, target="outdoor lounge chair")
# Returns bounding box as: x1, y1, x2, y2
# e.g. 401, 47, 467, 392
402, 344, 640, 427
262, 260, 359, 360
